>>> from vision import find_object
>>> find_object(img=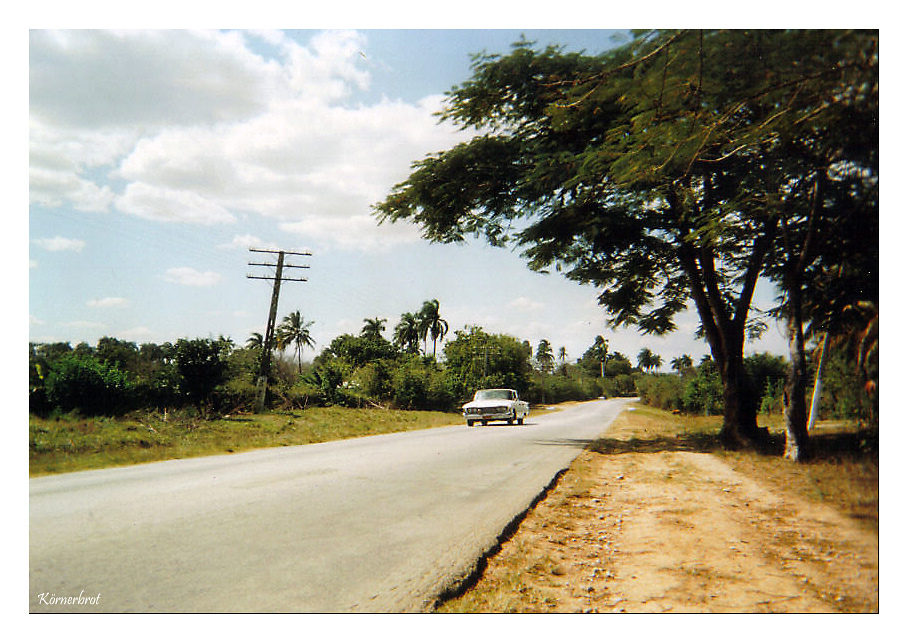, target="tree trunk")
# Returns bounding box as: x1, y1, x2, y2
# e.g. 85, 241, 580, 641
718, 347, 762, 449
783, 290, 811, 461
807, 332, 830, 435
